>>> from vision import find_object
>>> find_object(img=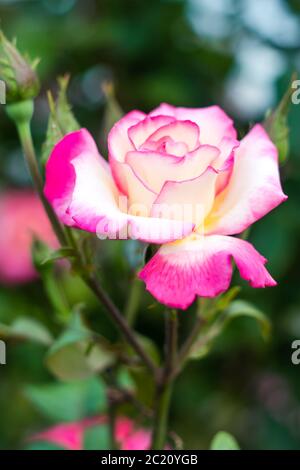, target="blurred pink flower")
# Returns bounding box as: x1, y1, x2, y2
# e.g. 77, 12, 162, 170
0, 189, 58, 284
44, 103, 287, 309
31, 416, 151, 450
115, 417, 151, 450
